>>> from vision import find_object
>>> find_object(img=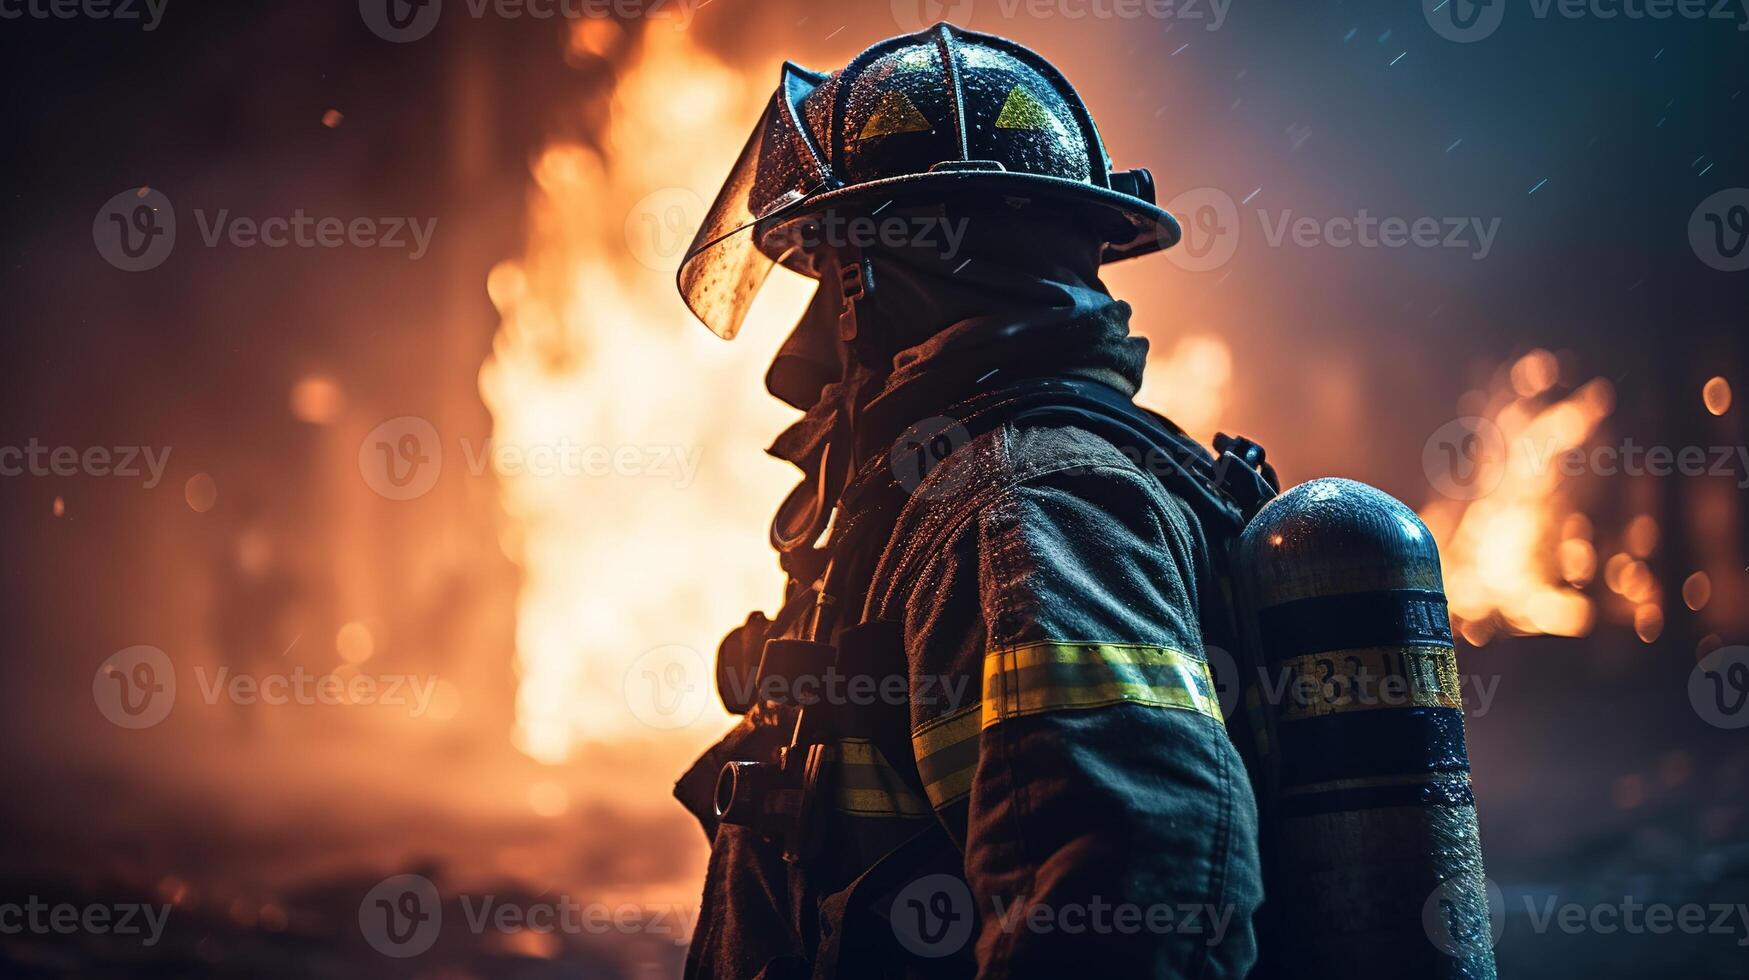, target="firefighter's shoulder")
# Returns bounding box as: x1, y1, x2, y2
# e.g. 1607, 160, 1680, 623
900, 419, 1193, 531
